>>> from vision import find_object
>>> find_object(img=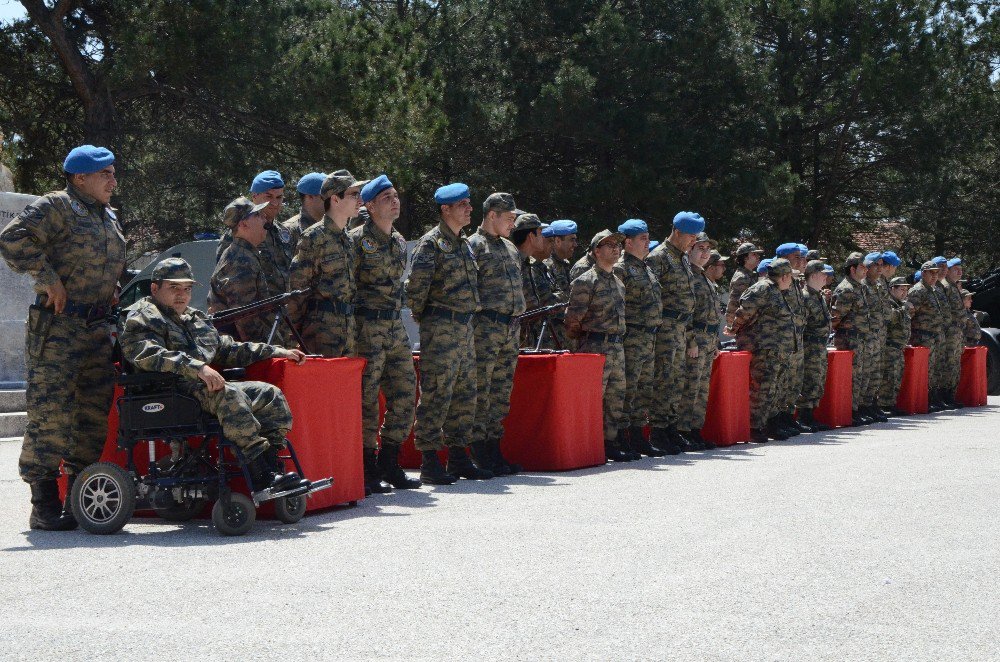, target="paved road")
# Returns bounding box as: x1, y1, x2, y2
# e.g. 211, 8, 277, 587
1, 402, 998, 661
